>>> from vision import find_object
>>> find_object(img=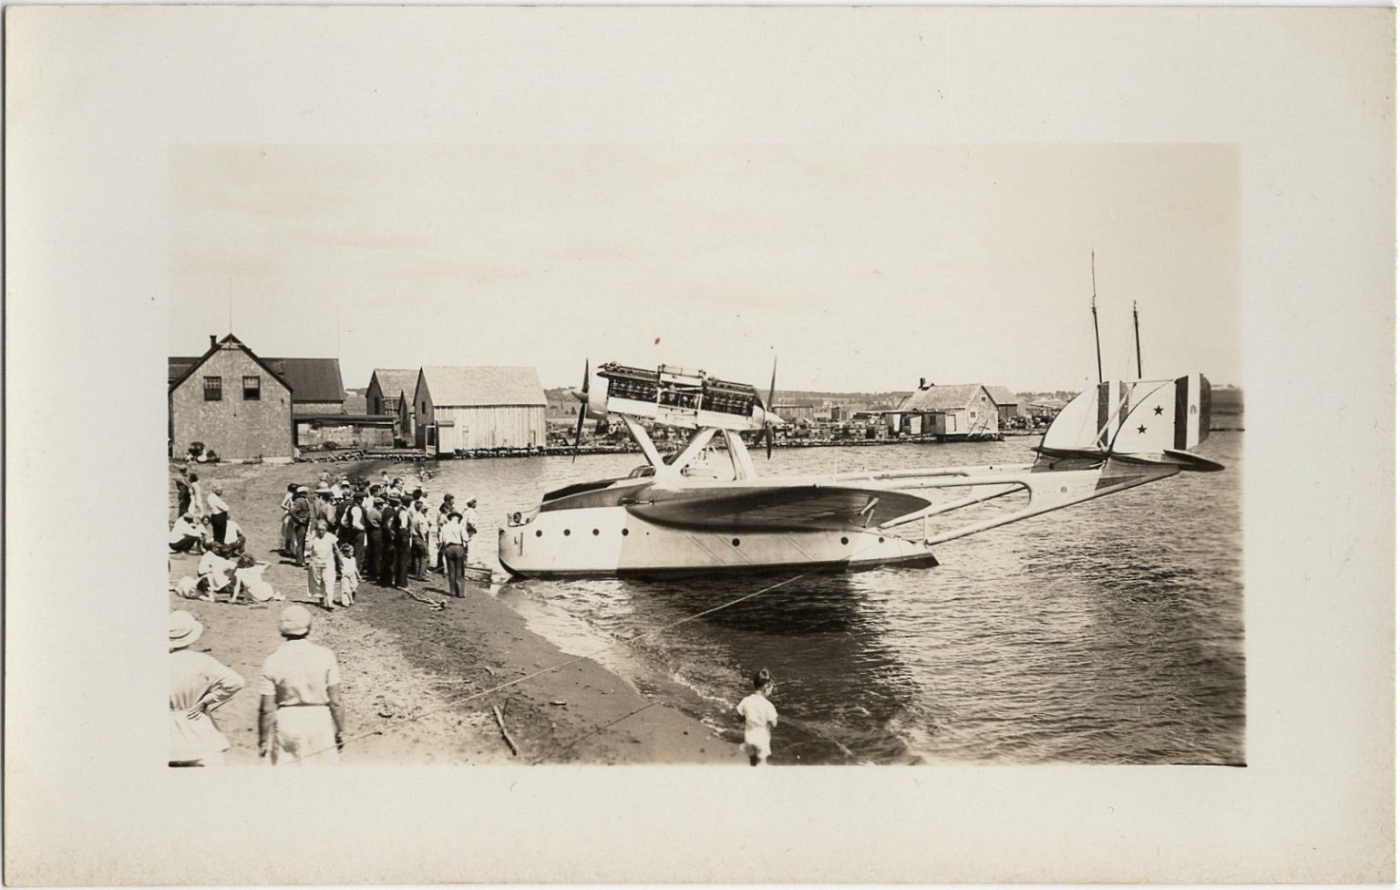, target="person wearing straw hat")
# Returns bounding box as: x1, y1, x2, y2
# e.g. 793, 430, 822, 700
169, 610, 245, 767
257, 605, 345, 766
